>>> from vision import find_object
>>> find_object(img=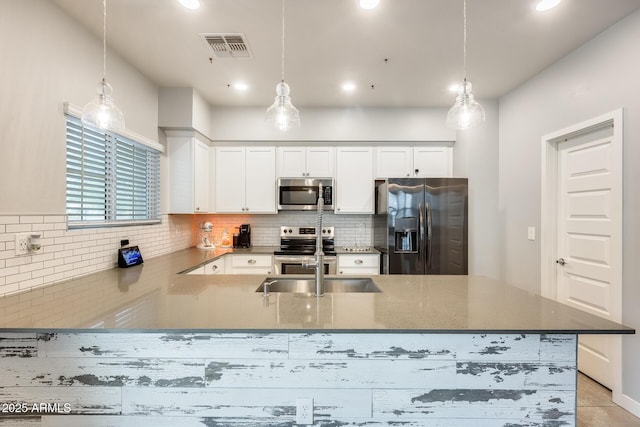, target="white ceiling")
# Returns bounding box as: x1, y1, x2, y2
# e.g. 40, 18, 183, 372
53, 0, 640, 108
